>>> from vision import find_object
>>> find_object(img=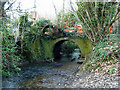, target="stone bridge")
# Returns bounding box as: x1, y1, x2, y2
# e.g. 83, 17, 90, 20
22, 24, 93, 61
29, 36, 92, 61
